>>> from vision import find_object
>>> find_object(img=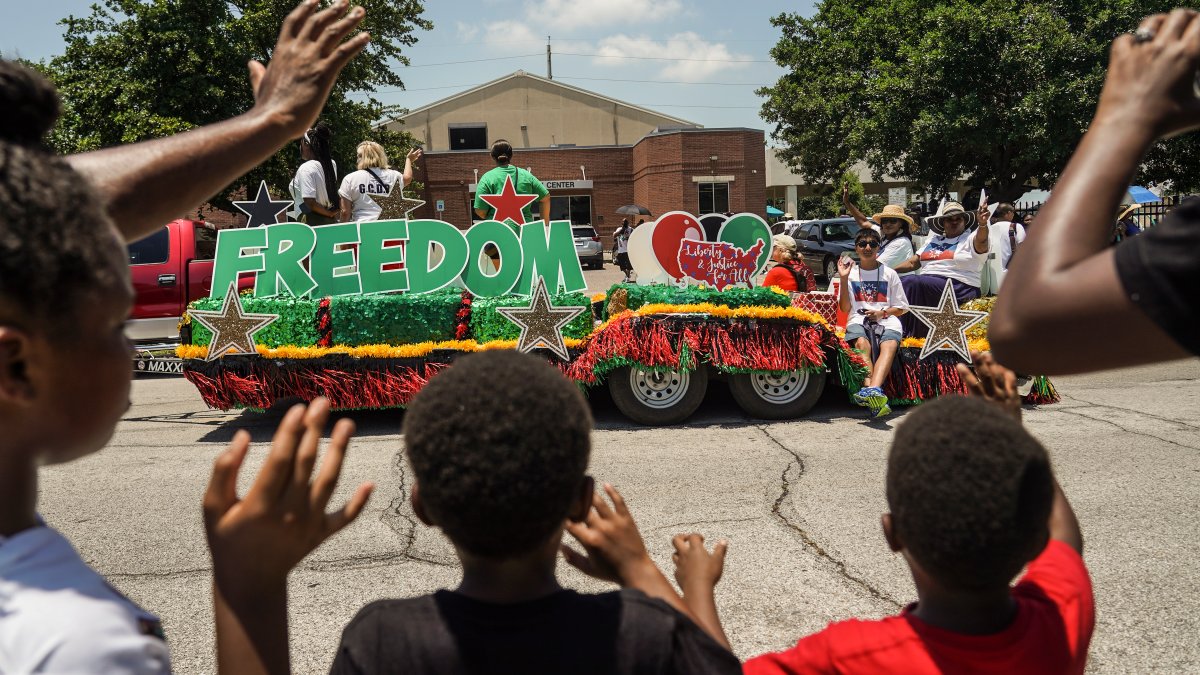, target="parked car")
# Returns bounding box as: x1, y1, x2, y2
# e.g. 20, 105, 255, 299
573, 225, 604, 269
787, 217, 860, 281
